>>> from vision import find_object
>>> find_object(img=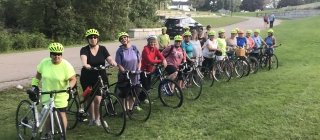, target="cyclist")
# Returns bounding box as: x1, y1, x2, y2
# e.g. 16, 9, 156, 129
226, 29, 238, 59
216, 29, 227, 61
158, 27, 170, 51
162, 35, 186, 88
236, 30, 247, 48
264, 29, 277, 54
201, 25, 212, 46
190, 29, 203, 65
251, 29, 267, 59
115, 32, 141, 112
141, 35, 167, 94
245, 30, 255, 54
182, 31, 194, 62
202, 30, 218, 71
80, 28, 117, 126
30, 42, 77, 132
